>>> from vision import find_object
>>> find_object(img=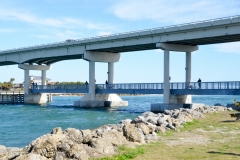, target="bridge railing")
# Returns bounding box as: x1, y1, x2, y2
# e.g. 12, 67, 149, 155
30, 81, 240, 92
171, 81, 240, 89
96, 83, 164, 90
31, 84, 88, 90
